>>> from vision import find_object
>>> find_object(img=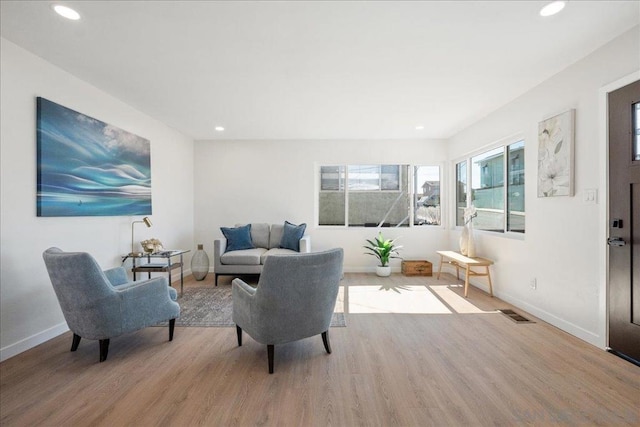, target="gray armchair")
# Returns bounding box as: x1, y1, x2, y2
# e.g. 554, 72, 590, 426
42, 247, 180, 362
232, 248, 344, 373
